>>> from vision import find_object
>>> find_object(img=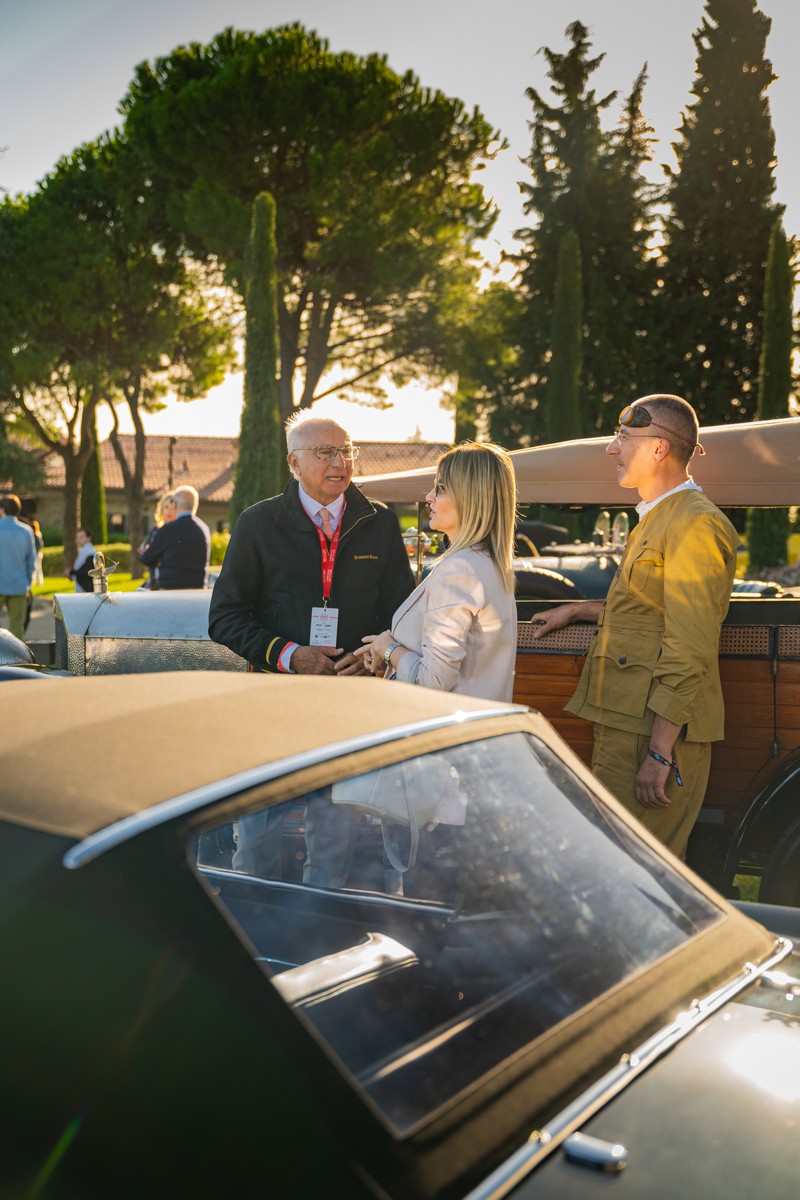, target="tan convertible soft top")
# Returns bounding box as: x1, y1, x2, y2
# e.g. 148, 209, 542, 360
0, 672, 515, 839
360, 416, 800, 505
